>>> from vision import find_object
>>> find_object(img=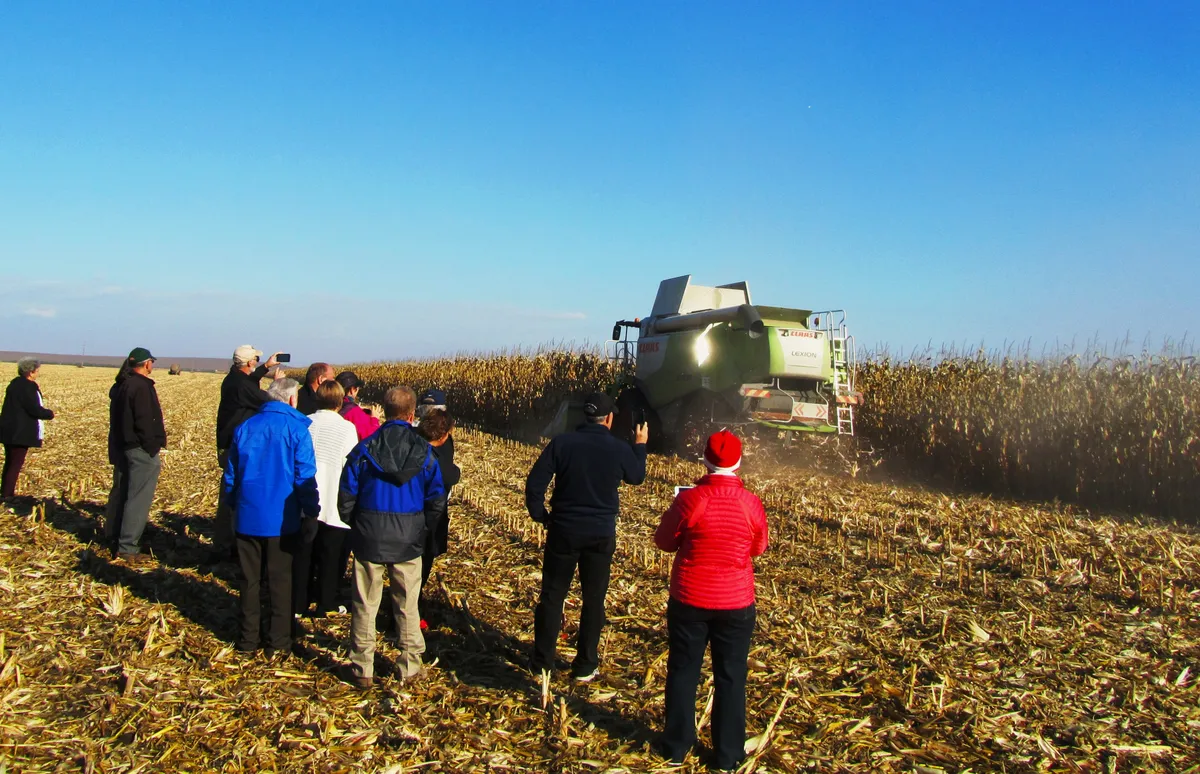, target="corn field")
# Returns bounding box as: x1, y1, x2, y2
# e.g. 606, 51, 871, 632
1, 364, 1196, 772
345, 349, 619, 439
340, 350, 1200, 521
855, 354, 1200, 521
